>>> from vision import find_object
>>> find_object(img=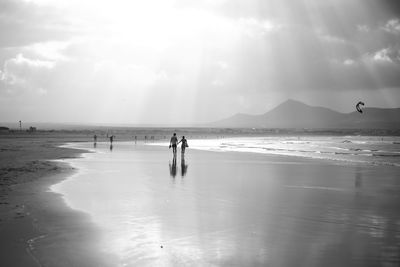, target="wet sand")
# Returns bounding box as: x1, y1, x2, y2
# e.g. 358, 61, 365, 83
0, 133, 117, 266
54, 142, 400, 266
